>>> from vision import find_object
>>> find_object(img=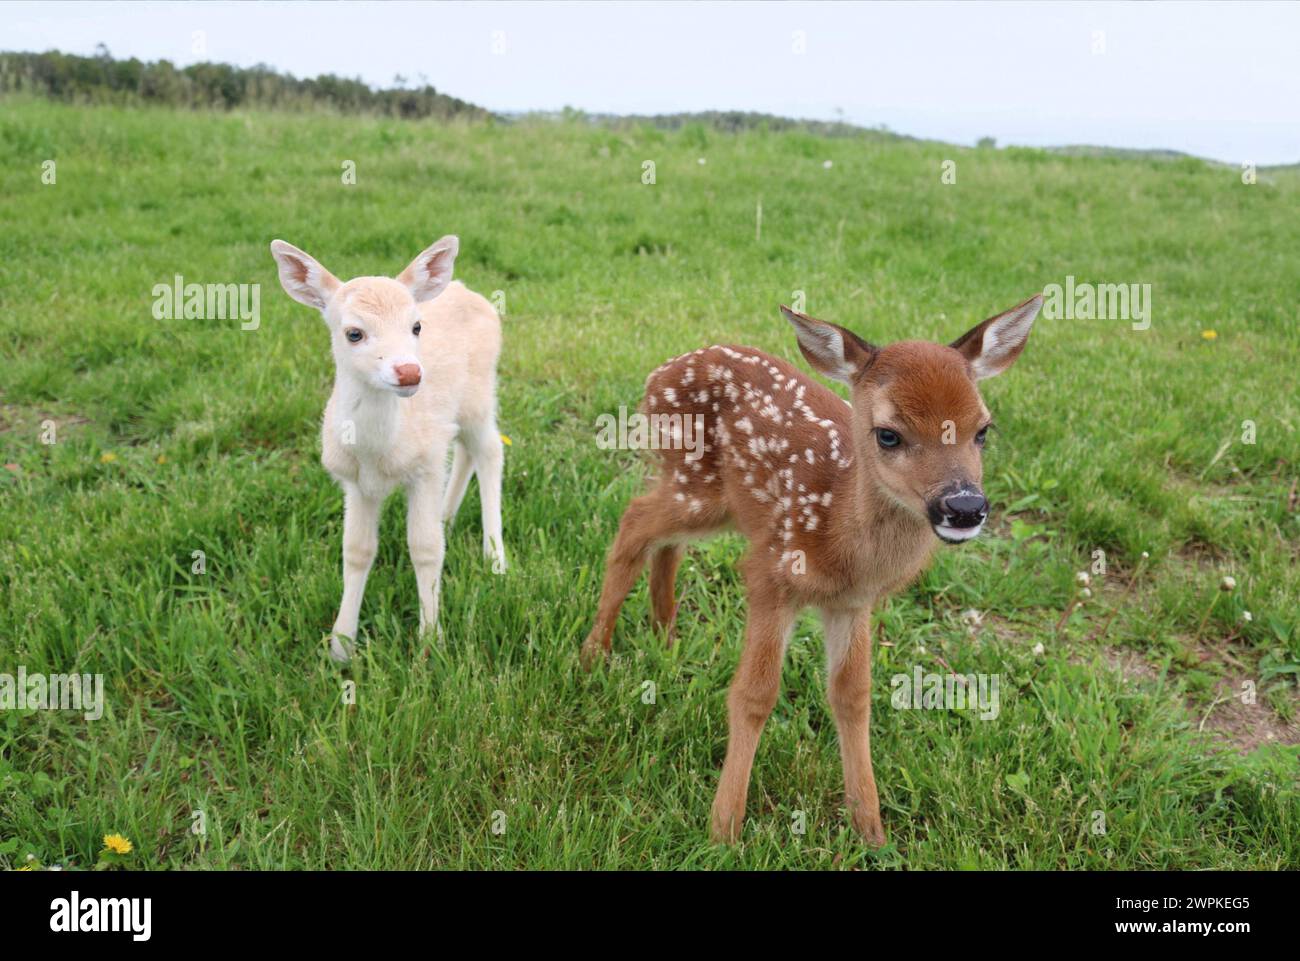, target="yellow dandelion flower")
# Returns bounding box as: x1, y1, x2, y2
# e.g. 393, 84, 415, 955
1201, 329, 1217, 340
157, 454, 167, 464
500, 433, 513, 446
100, 452, 118, 463
17, 865, 33, 871
102, 833, 133, 855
